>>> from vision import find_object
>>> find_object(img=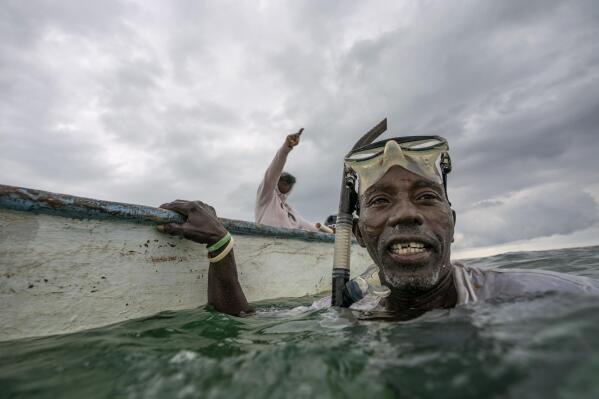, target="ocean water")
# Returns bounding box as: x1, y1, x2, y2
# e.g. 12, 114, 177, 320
2, 245, 599, 399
